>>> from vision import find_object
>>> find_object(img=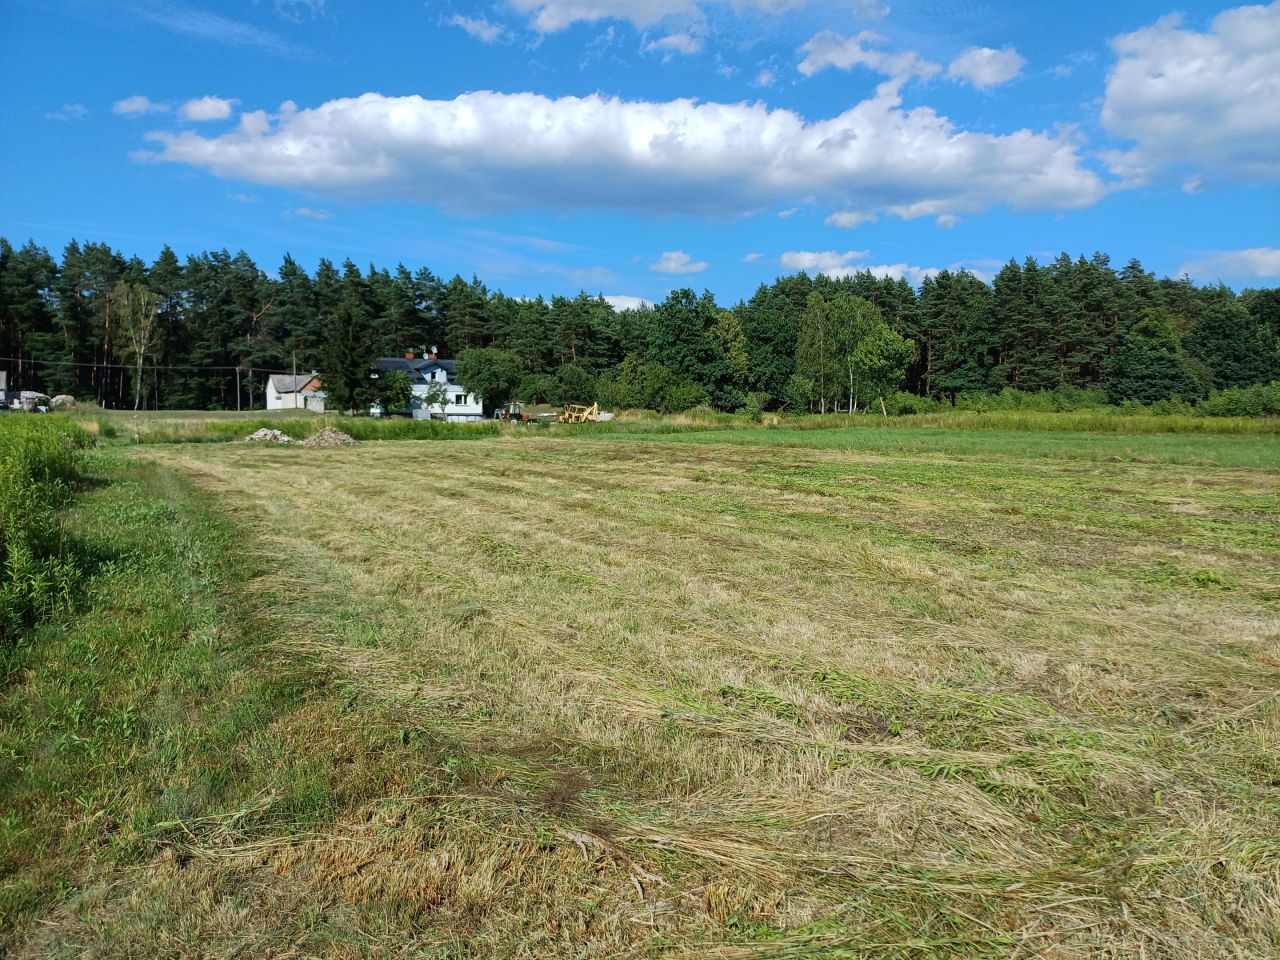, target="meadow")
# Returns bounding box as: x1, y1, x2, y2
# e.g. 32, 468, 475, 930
2, 415, 1278, 957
